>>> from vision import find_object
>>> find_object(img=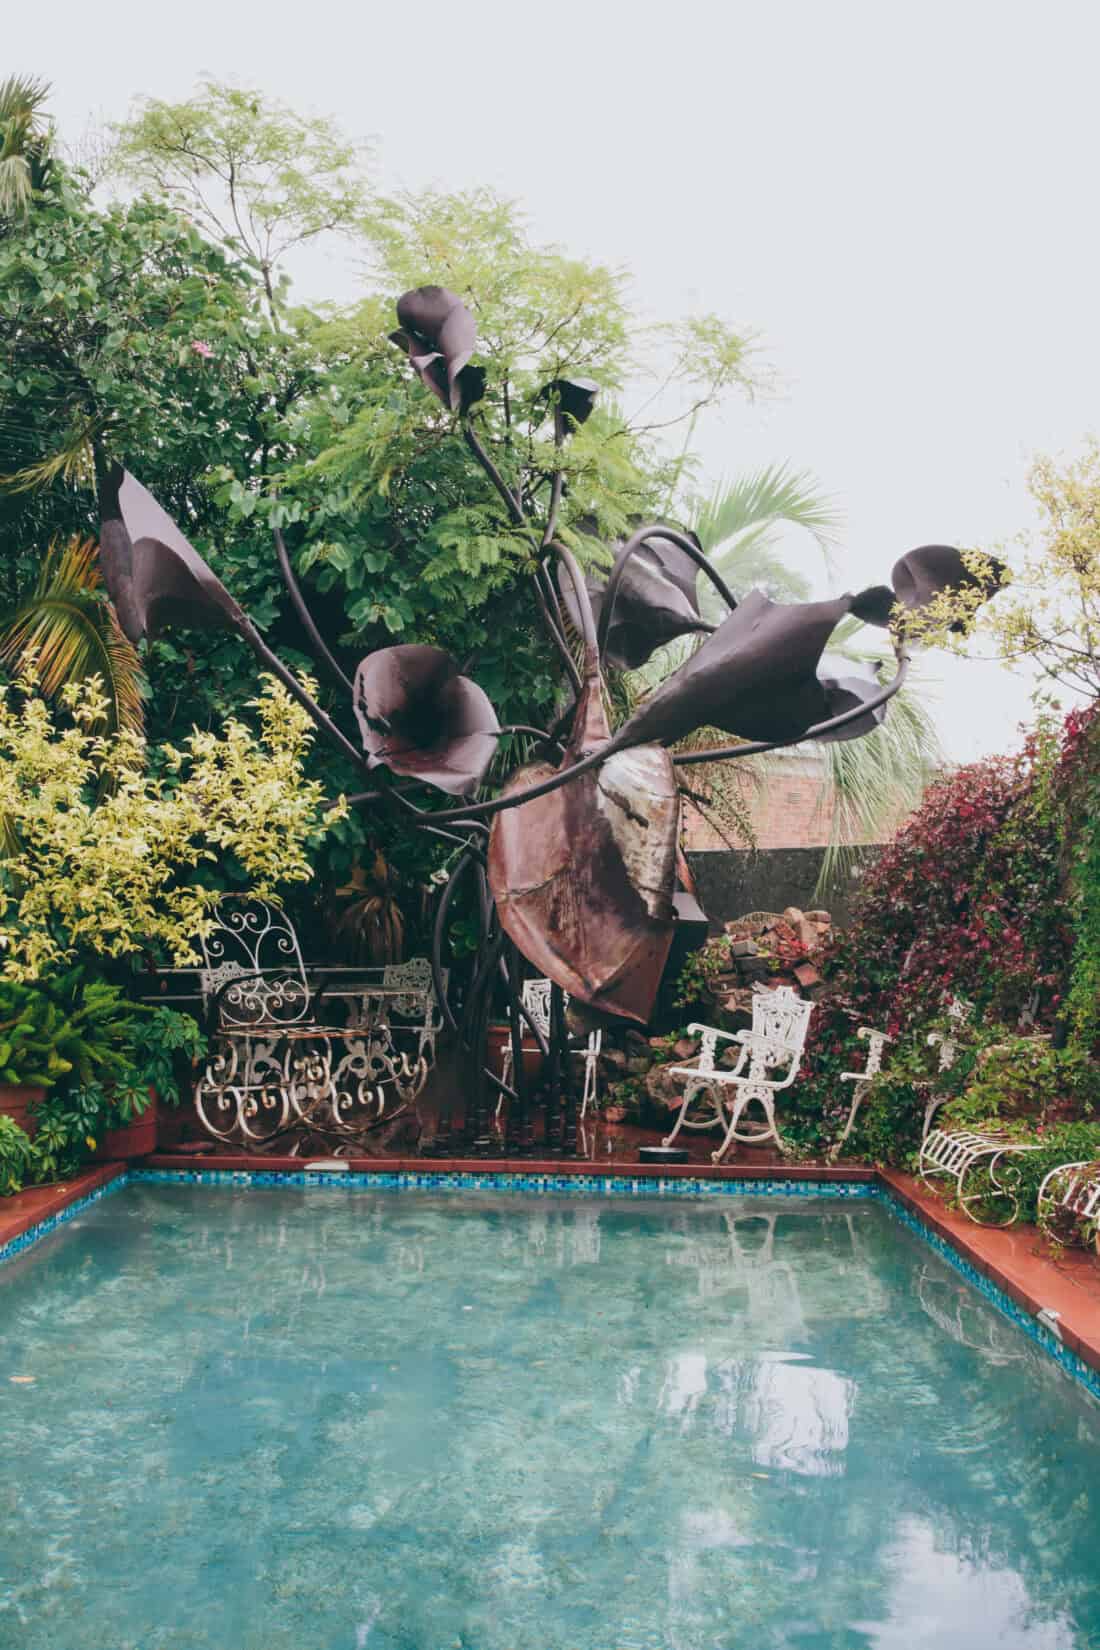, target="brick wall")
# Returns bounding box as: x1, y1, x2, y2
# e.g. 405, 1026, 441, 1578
683, 752, 914, 852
